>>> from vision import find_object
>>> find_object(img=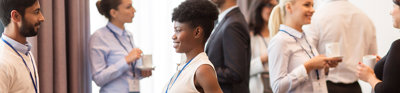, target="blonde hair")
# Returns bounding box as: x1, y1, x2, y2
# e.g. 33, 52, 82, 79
268, 0, 294, 37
